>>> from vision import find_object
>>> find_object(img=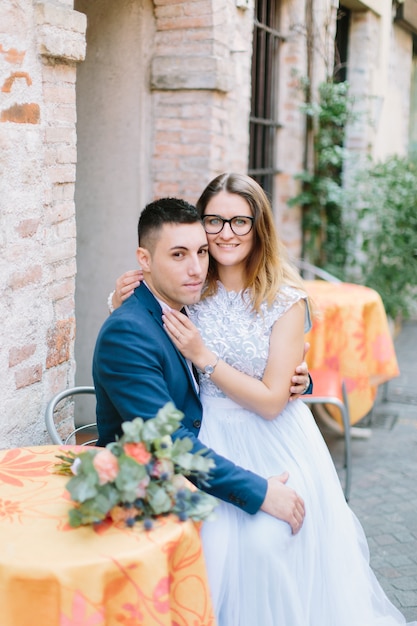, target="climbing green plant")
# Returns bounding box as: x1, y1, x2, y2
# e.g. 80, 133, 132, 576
289, 80, 355, 278
348, 156, 417, 320
289, 78, 417, 321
